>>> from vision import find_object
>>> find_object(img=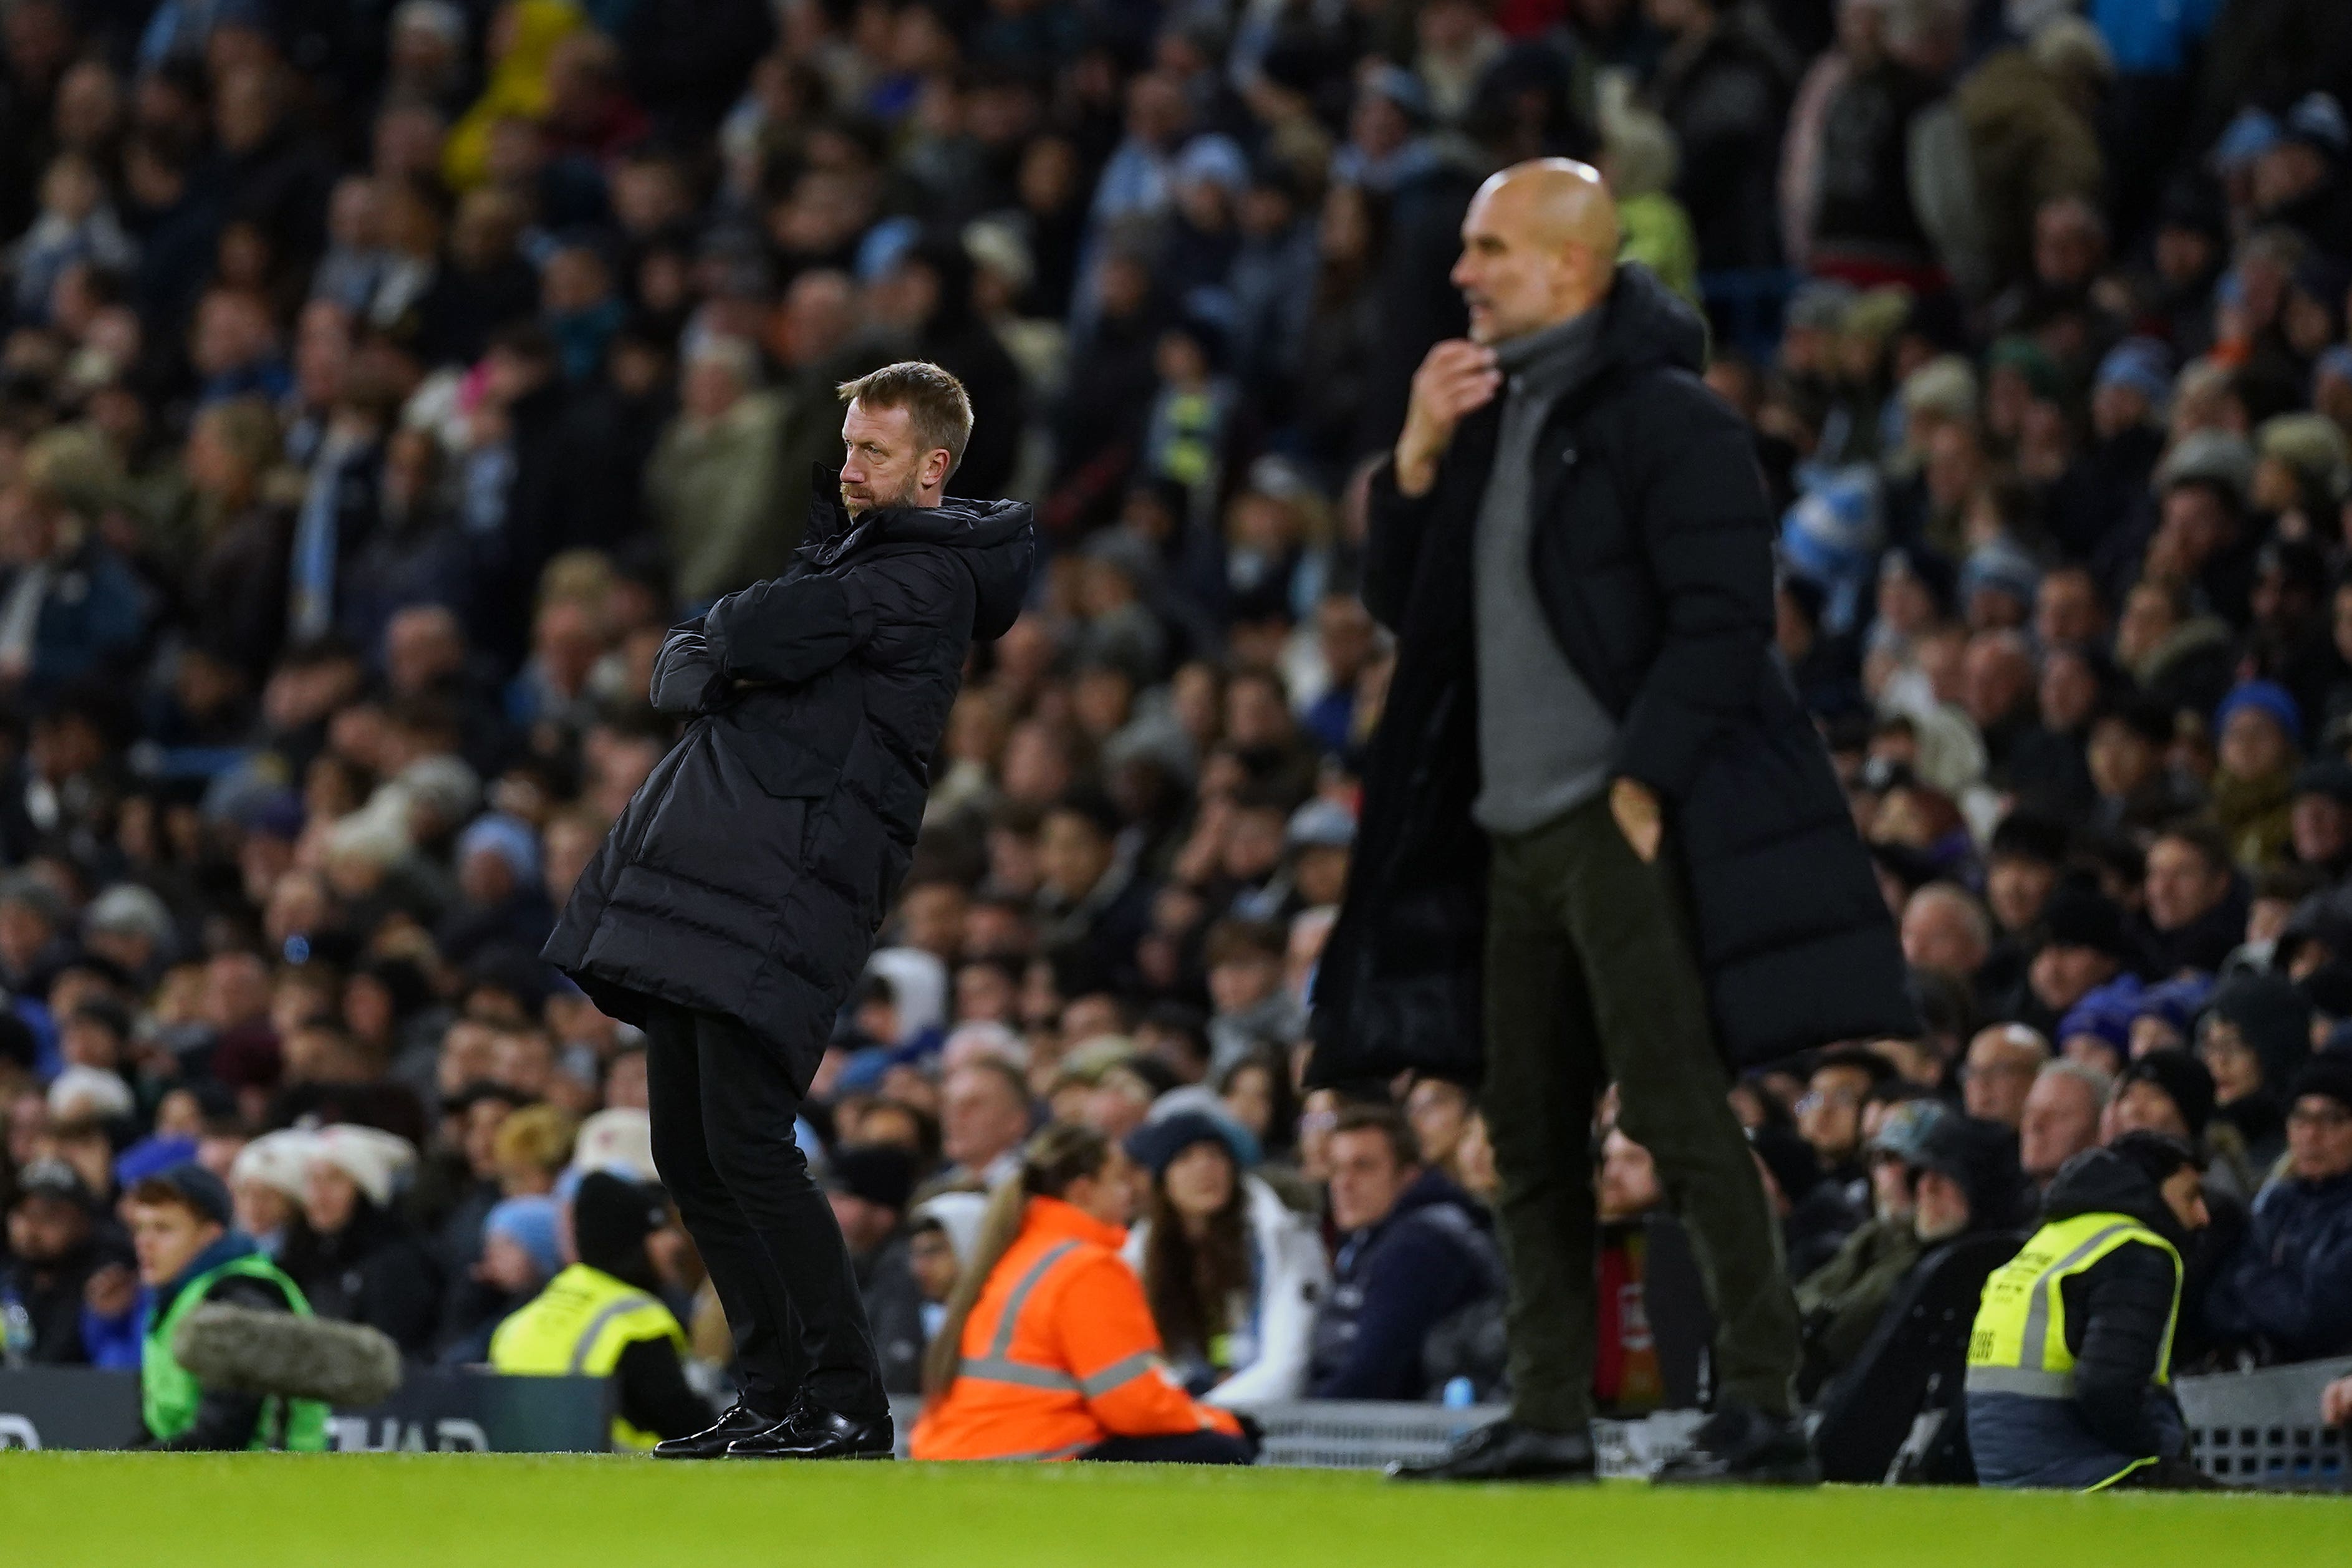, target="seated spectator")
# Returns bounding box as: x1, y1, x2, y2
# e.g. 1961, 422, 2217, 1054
2054, 976, 2141, 1075
1749, 1123, 1857, 1282
2105, 1052, 2224, 1190
492, 1173, 711, 1450
928, 1059, 1034, 1193
1907, 1114, 2029, 1249
1123, 1110, 1326, 1405
2207, 681, 2303, 870
1306, 1105, 1502, 1401
908, 1191, 988, 1346
1202, 918, 1299, 1074
128, 1163, 328, 1451
911, 1123, 1253, 1464
2136, 823, 2249, 978
1795, 1100, 1944, 1400
2020, 1062, 2112, 1193
2197, 972, 2312, 1175
279, 1124, 440, 1355
2205, 1055, 2352, 1364
1999, 885, 2132, 1039
440, 1193, 561, 1365
1403, 1075, 1475, 1188
823, 1143, 924, 1396
227, 1128, 316, 1258
1797, 1046, 1893, 1198
1, 1157, 122, 1363
1967, 1135, 2215, 1490
1962, 1024, 2051, 1129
